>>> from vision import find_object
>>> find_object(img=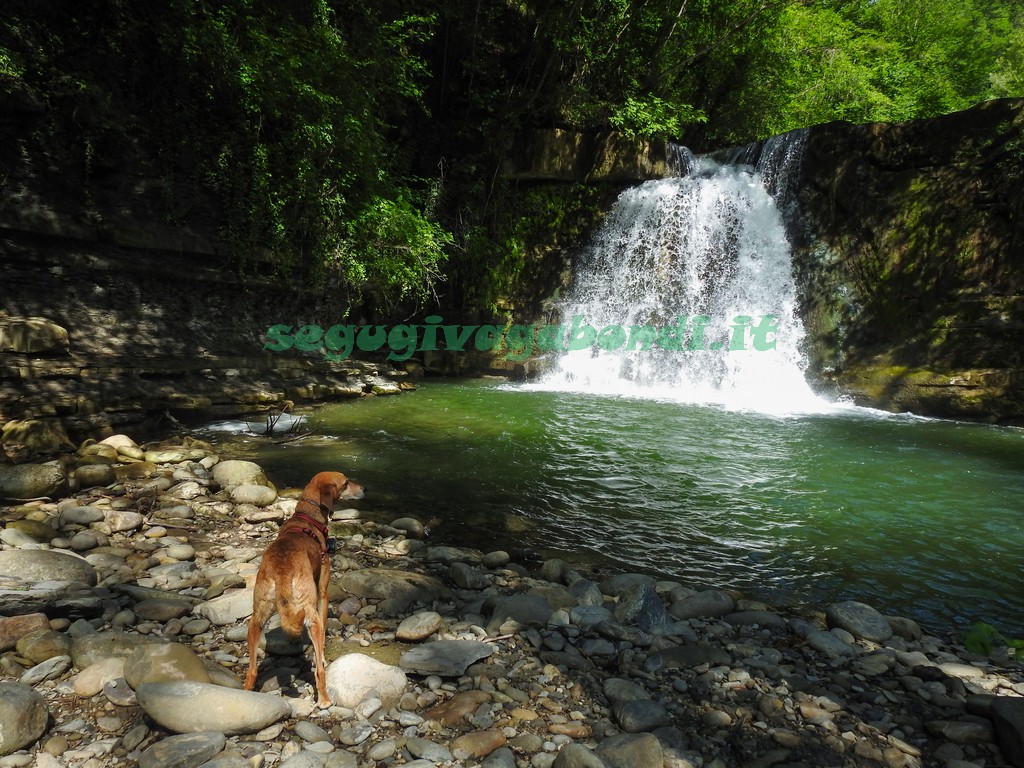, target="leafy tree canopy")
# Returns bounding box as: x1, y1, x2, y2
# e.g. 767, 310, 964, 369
1, 0, 1021, 317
